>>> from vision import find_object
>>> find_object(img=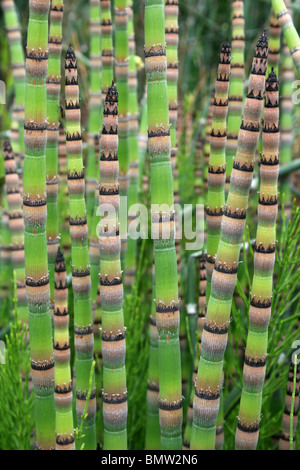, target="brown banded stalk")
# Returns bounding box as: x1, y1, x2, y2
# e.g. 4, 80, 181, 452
190, 32, 268, 450
145, 0, 182, 450
53, 247, 75, 450
3, 140, 27, 326
99, 84, 128, 450
279, 362, 300, 450
124, 0, 139, 287
114, 0, 130, 263
206, 41, 231, 299
23, 0, 55, 450
46, 0, 64, 314
235, 70, 280, 450
64, 46, 96, 450
226, 0, 245, 193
